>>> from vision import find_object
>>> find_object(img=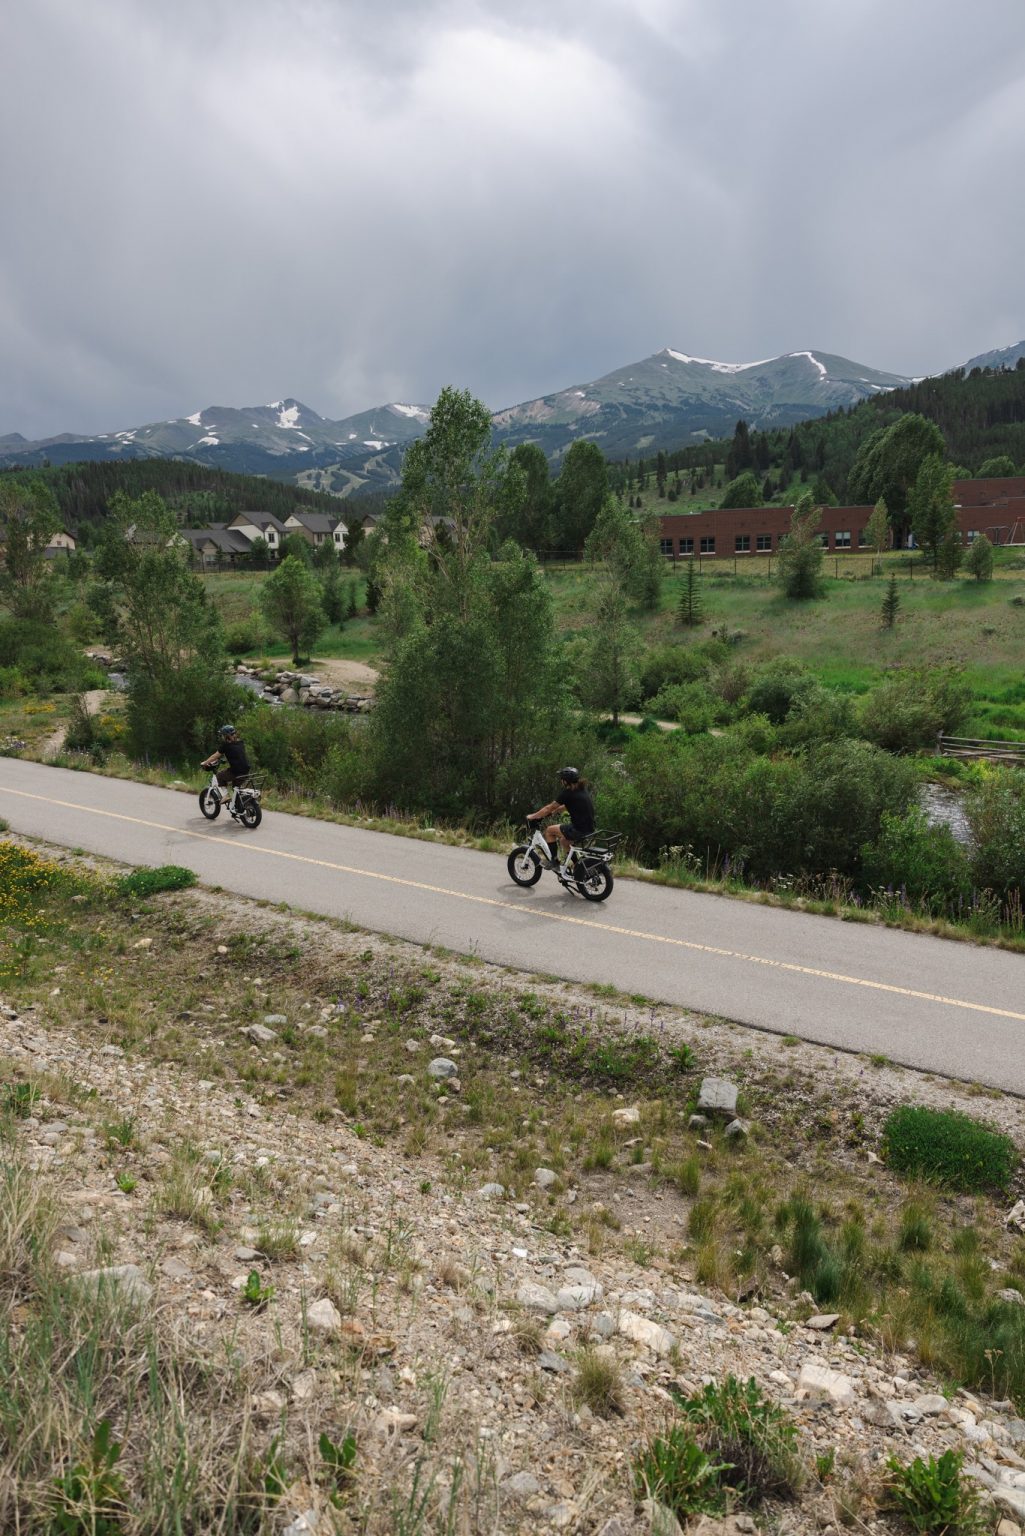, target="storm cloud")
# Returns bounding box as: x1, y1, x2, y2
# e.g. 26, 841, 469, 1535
3, 0, 1025, 438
